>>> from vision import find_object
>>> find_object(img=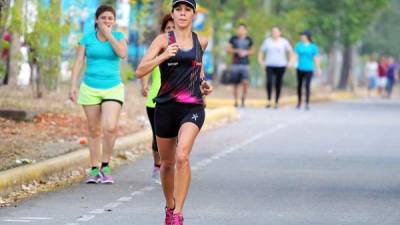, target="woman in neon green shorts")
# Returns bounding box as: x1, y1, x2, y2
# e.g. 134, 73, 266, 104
69, 5, 127, 184
141, 14, 175, 185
